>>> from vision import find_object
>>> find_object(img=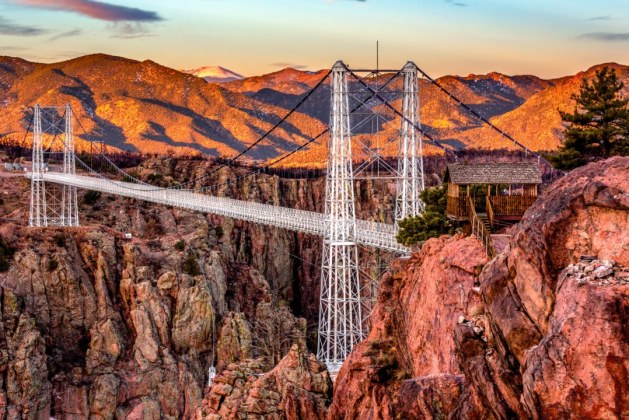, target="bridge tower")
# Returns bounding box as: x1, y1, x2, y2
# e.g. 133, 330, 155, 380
395, 62, 425, 226
29, 103, 79, 227
29, 104, 46, 226
317, 61, 363, 374
61, 104, 79, 226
